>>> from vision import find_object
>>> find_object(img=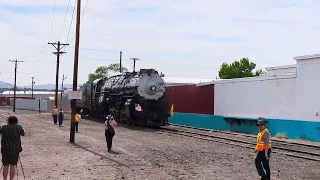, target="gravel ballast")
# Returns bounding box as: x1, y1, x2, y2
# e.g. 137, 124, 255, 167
0, 108, 319, 180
